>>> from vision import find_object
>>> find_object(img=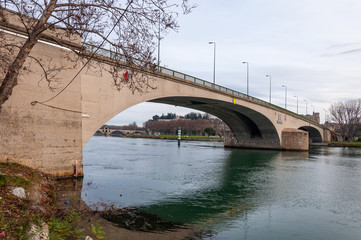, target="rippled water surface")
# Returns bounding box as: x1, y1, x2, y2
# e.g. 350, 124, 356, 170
82, 136, 361, 240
